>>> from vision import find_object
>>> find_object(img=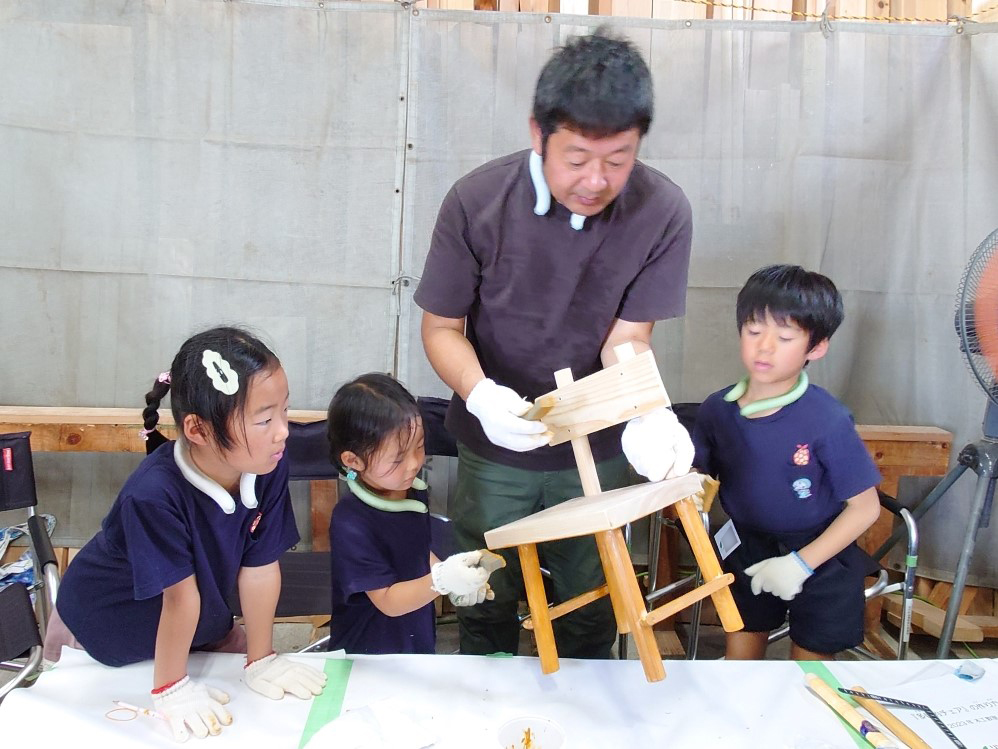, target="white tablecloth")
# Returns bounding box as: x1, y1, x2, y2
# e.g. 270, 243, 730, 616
3, 648, 995, 748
